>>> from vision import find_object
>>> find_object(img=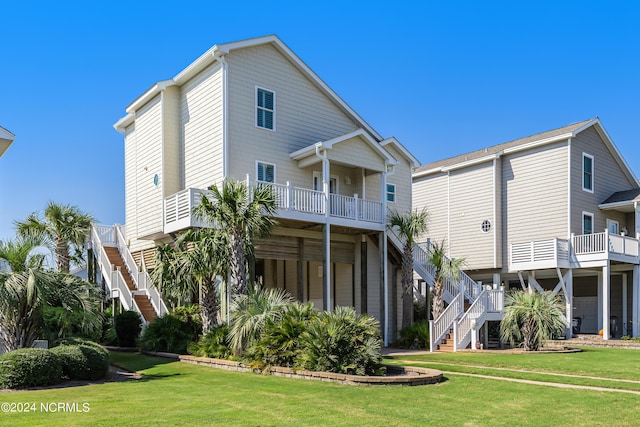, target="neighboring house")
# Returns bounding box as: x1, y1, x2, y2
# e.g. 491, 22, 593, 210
0, 126, 15, 158
96, 35, 419, 343
413, 118, 640, 340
